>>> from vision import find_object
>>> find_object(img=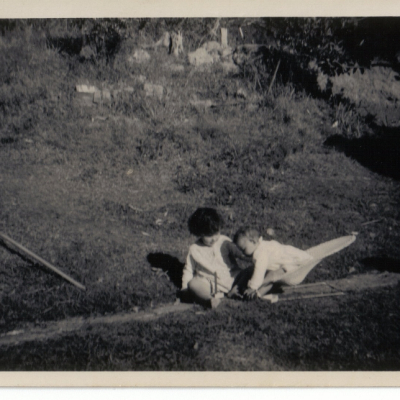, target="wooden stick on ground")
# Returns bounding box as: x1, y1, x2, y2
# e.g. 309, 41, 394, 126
361, 219, 383, 226
278, 292, 345, 302
267, 59, 281, 95
0, 232, 86, 291
283, 281, 329, 290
